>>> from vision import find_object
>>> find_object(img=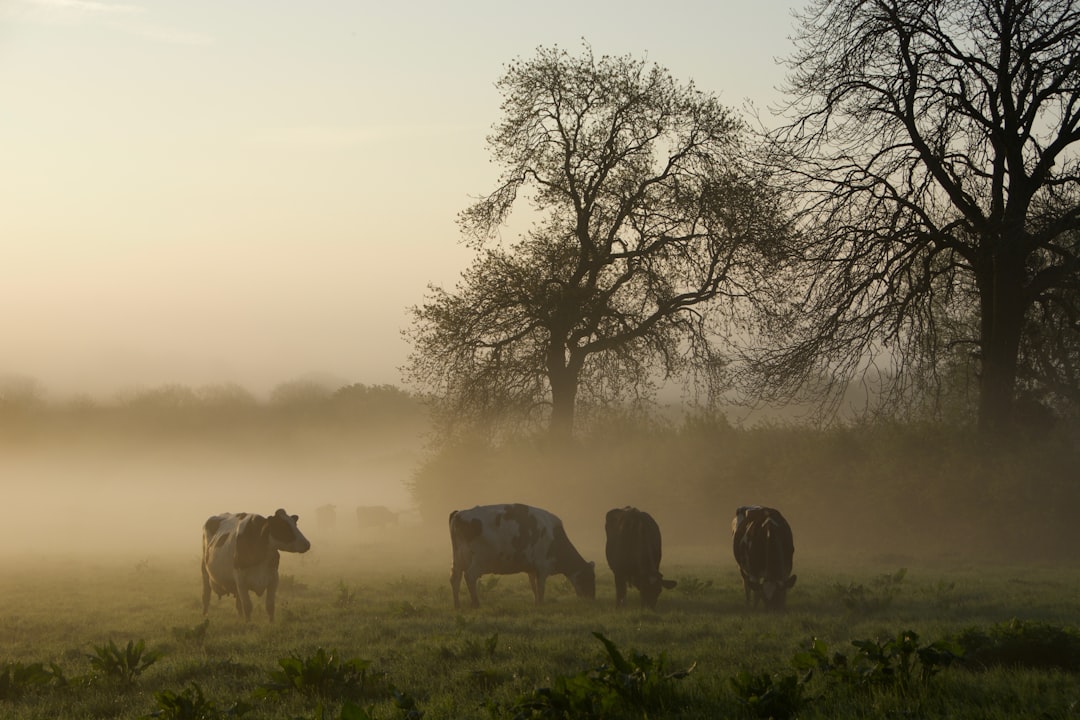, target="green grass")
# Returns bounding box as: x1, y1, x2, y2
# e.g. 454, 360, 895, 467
2, 549, 1079, 719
